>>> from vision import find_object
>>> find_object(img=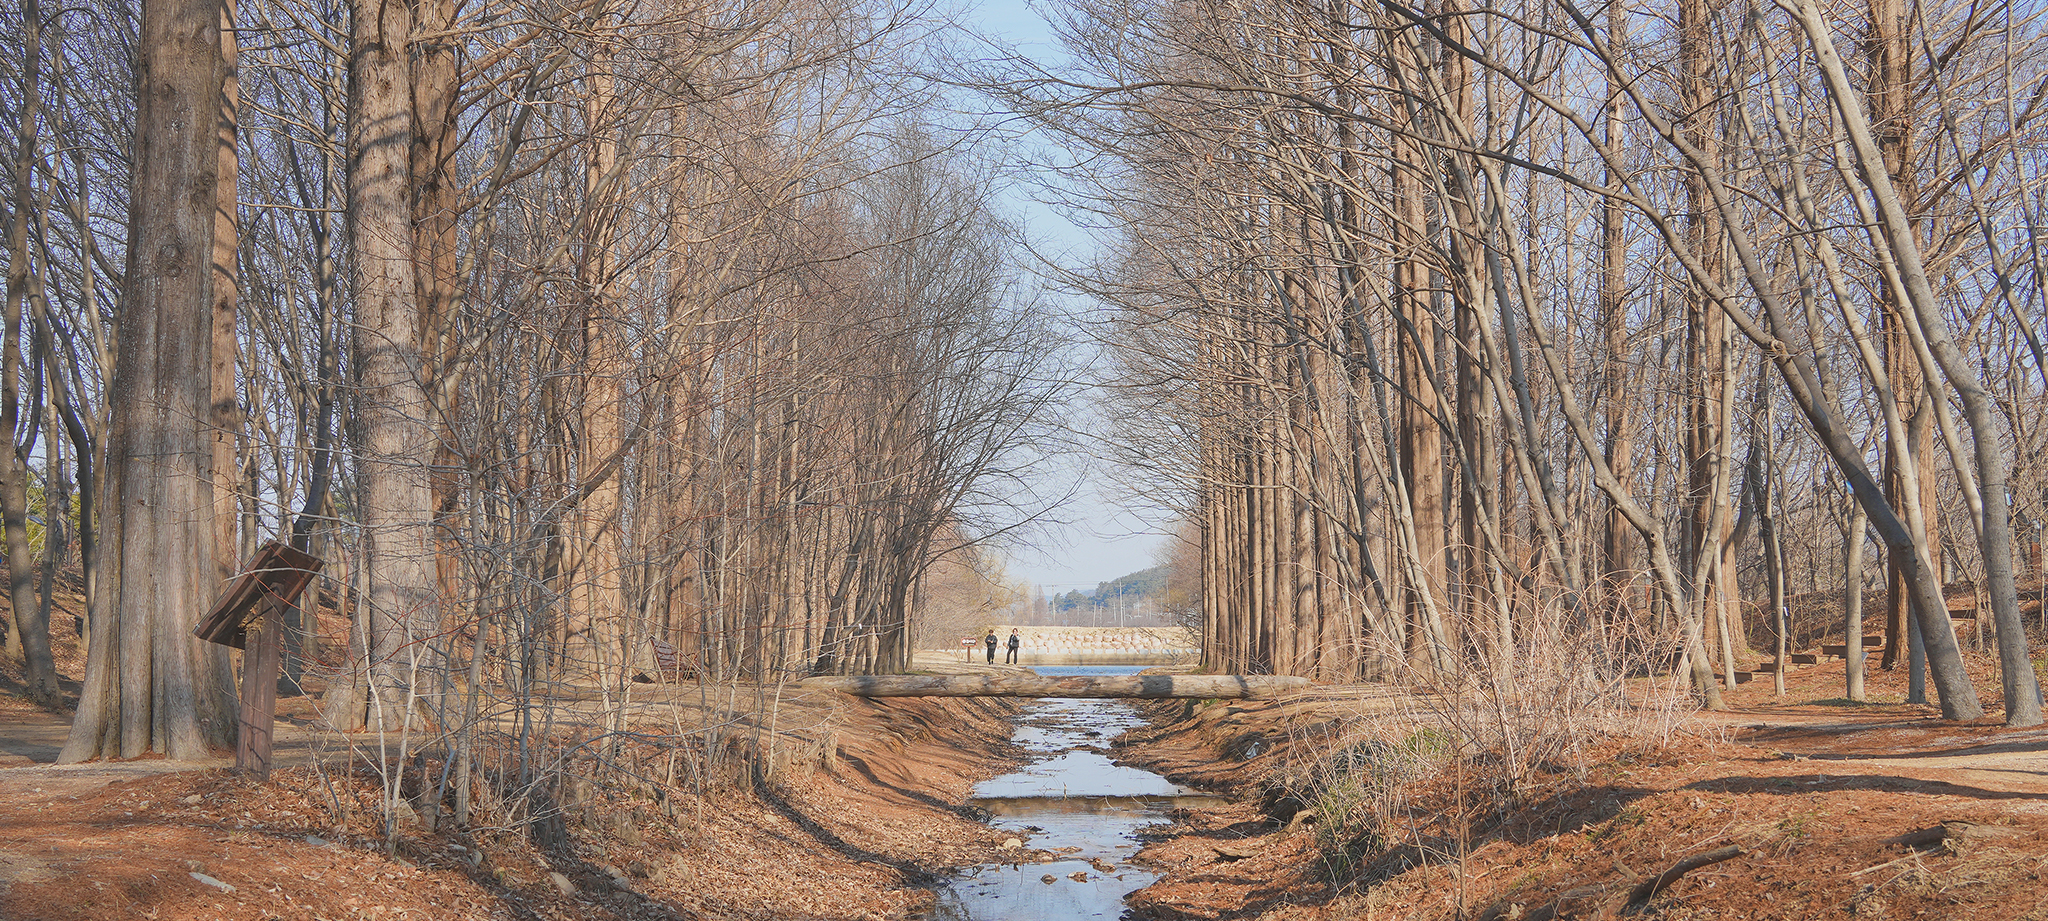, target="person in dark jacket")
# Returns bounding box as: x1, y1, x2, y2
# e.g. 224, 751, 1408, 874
1005, 628, 1022, 664
984, 630, 999, 663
